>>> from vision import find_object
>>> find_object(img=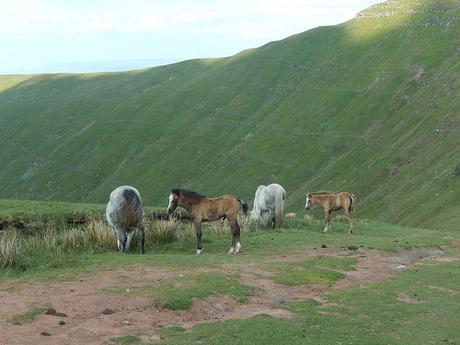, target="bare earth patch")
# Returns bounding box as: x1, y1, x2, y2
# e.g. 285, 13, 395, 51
0, 247, 448, 345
